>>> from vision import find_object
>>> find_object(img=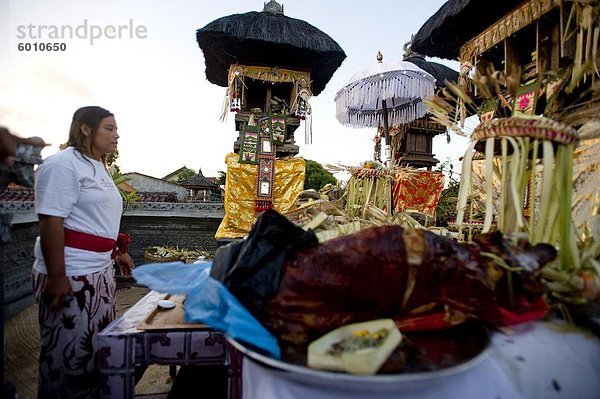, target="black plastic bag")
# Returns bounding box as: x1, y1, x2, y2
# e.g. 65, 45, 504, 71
210, 209, 318, 310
